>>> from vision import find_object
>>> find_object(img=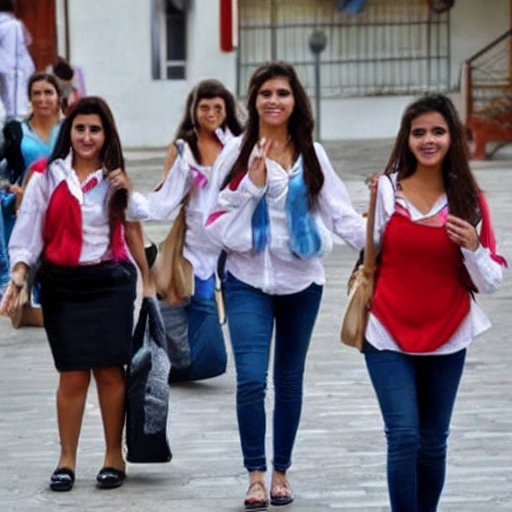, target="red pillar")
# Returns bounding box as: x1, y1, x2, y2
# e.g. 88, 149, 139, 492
220, 0, 233, 52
